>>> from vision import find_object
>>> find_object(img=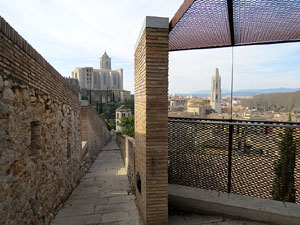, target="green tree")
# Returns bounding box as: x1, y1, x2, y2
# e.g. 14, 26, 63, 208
123, 99, 134, 115
106, 122, 116, 131
120, 116, 134, 138
272, 117, 296, 202
102, 102, 121, 121
81, 95, 88, 101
